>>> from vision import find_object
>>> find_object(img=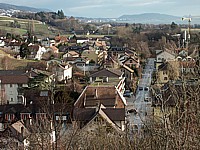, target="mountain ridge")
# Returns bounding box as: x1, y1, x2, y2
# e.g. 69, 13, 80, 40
117, 13, 181, 24
0, 3, 51, 13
